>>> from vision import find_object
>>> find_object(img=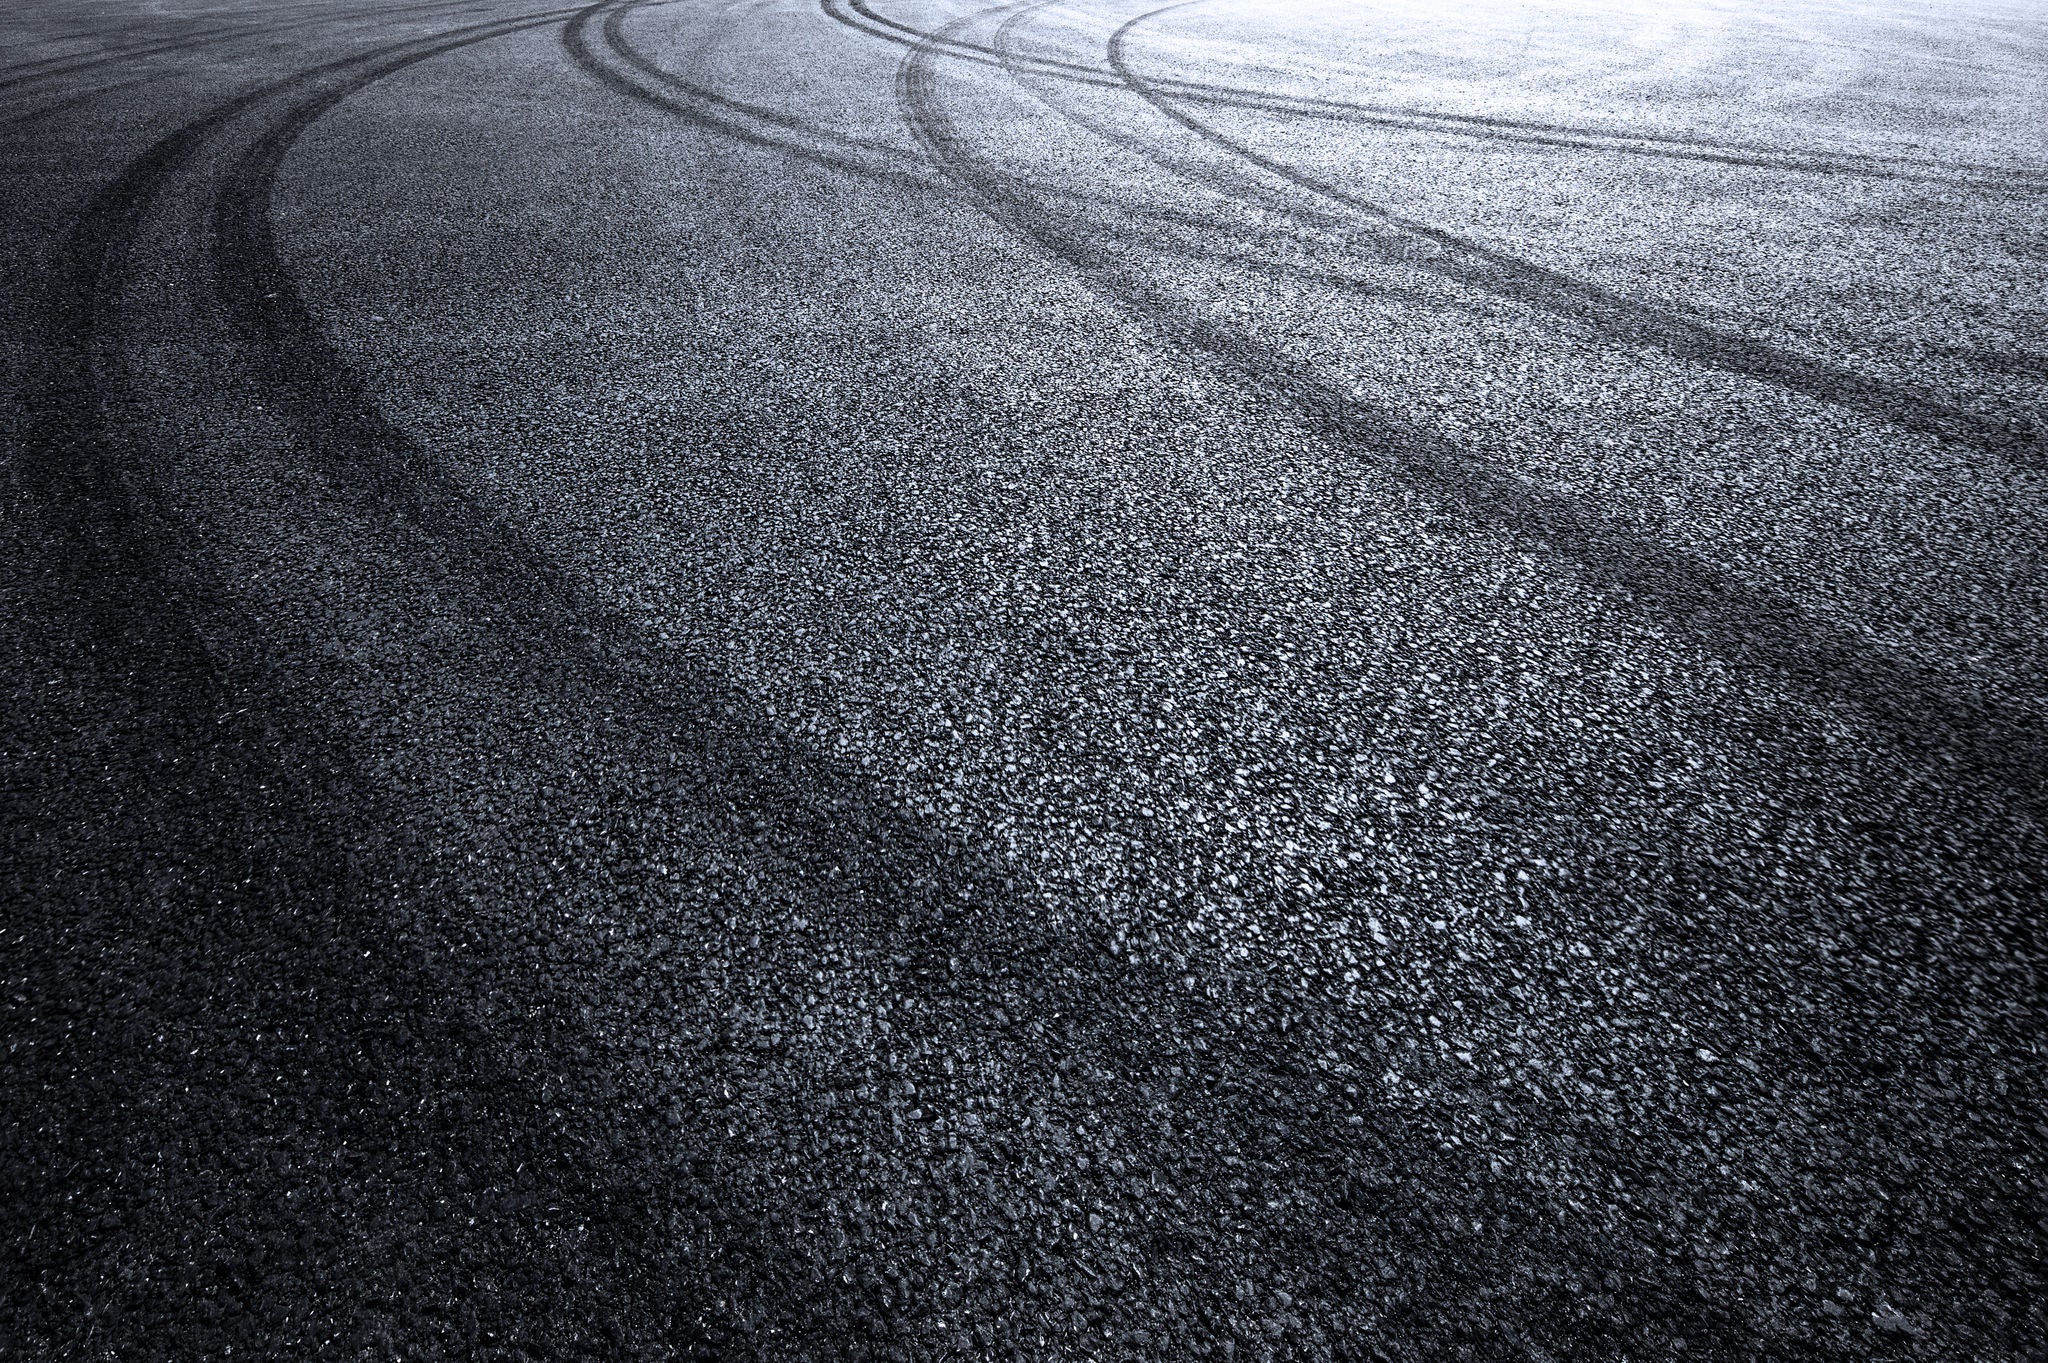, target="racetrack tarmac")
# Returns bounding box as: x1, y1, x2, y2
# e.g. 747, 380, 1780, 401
2, 0, 2044, 1359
